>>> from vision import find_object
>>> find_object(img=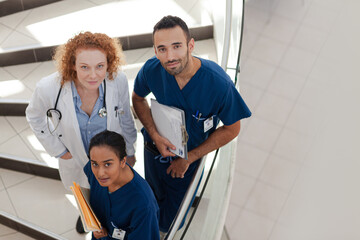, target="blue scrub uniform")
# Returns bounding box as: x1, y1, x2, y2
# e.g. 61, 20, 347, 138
84, 162, 160, 240
134, 56, 251, 232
